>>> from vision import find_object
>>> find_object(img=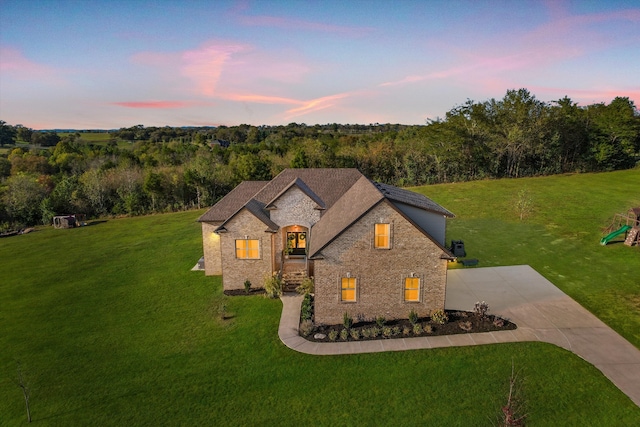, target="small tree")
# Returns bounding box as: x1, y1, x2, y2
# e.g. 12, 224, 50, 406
16, 361, 31, 423
515, 189, 533, 221
498, 362, 527, 426
243, 279, 252, 294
